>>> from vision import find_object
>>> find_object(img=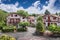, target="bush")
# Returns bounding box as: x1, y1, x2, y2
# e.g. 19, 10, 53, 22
54, 26, 60, 33
0, 34, 16, 40
2, 26, 16, 32
0, 21, 6, 30
48, 24, 57, 32
37, 16, 43, 22
19, 22, 30, 28
17, 28, 27, 32
48, 24, 60, 33
36, 21, 45, 33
